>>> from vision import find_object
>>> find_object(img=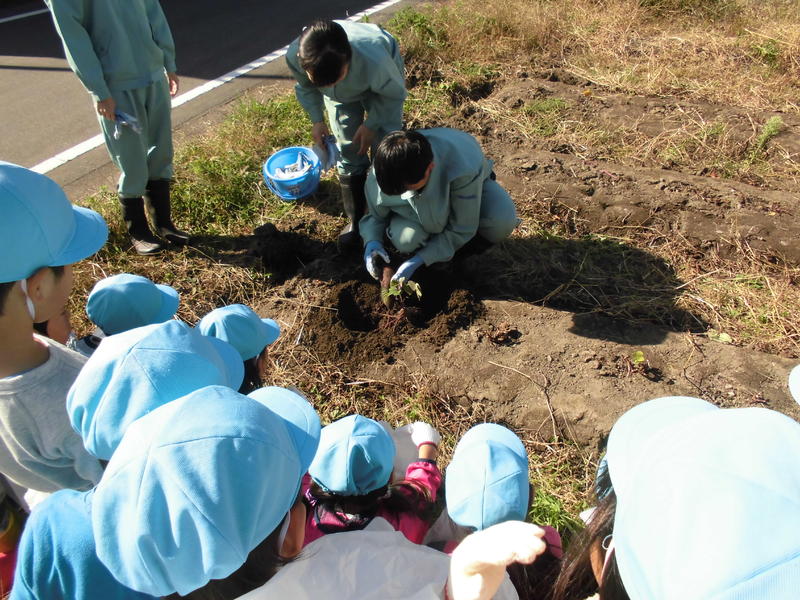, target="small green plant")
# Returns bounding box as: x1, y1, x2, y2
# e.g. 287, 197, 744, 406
752, 116, 784, 154
752, 39, 781, 68
381, 278, 423, 307
630, 350, 646, 365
